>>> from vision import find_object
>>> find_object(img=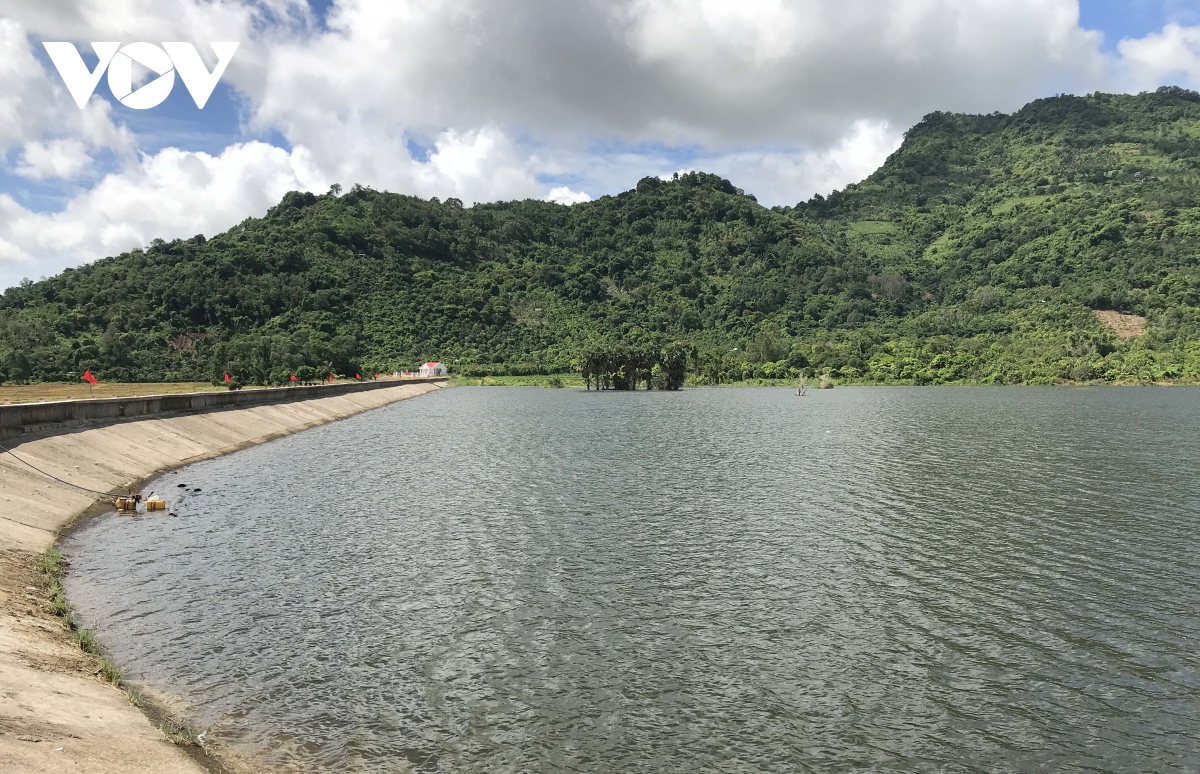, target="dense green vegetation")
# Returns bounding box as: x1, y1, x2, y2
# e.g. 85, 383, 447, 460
2, 88, 1198, 386
579, 341, 688, 390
